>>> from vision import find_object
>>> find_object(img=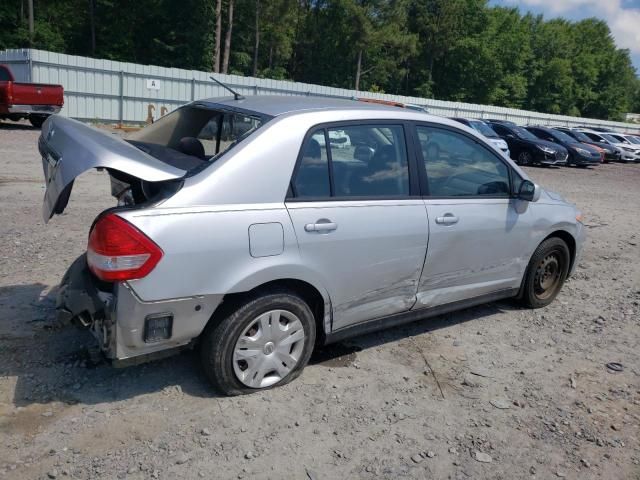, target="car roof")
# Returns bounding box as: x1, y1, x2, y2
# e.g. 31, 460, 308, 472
453, 117, 488, 123
195, 95, 417, 117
